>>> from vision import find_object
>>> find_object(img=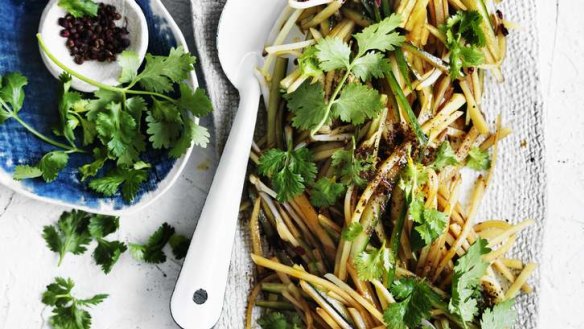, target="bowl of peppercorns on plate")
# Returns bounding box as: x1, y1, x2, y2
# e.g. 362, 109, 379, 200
0, 0, 212, 215
39, 0, 148, 92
